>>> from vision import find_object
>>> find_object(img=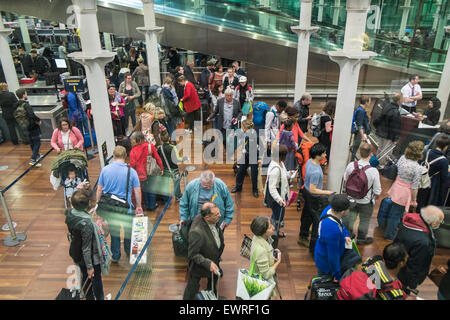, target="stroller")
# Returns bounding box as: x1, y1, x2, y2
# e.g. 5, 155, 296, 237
51, 150, 90, 208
